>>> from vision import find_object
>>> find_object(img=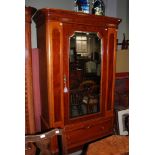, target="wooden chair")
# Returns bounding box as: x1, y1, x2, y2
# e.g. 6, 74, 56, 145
79, 80, 99, 114
70, 80, 100, 116
70, 89, 84, 116
25, 128, 67, 155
